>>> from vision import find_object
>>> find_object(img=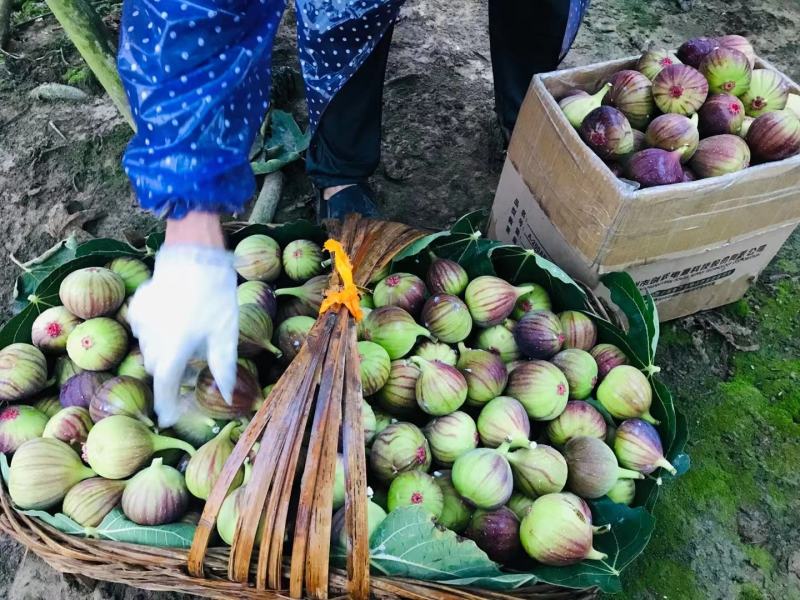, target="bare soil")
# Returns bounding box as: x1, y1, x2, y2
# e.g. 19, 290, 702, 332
0, 0, 799, 598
